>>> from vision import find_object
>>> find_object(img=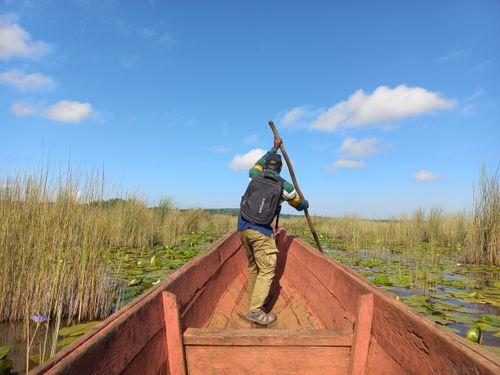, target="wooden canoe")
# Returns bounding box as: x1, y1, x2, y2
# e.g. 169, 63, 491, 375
32, 229, 499, 374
